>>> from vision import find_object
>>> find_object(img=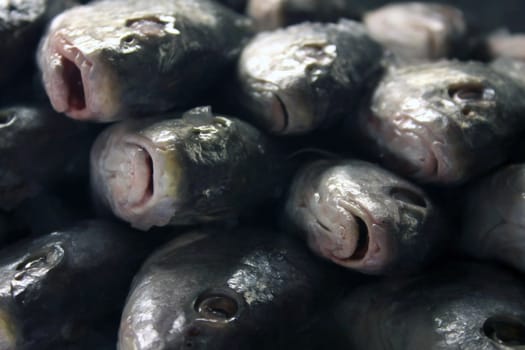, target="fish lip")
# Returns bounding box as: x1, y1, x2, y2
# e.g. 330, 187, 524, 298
41, 33, 120, 121
330, 198, 395, 274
